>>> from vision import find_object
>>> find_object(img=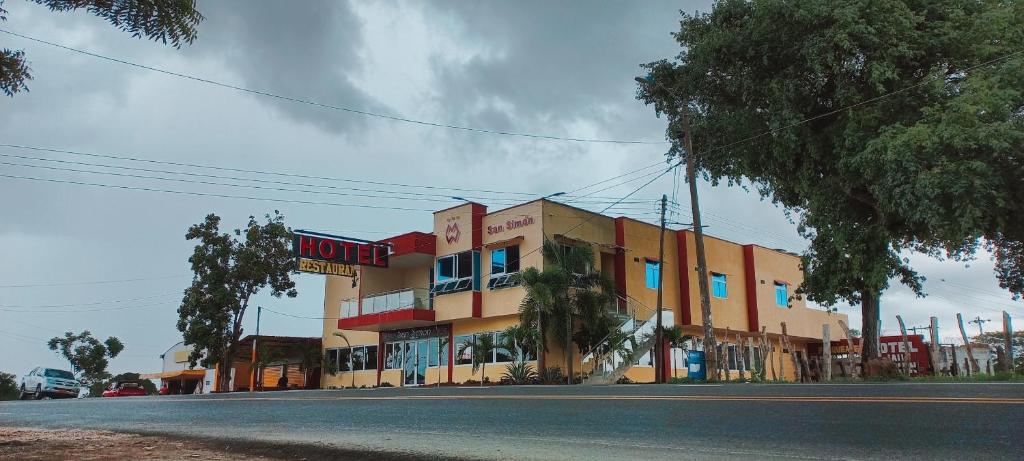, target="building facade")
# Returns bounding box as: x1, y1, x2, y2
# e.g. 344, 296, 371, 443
318, 199, 846, 387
